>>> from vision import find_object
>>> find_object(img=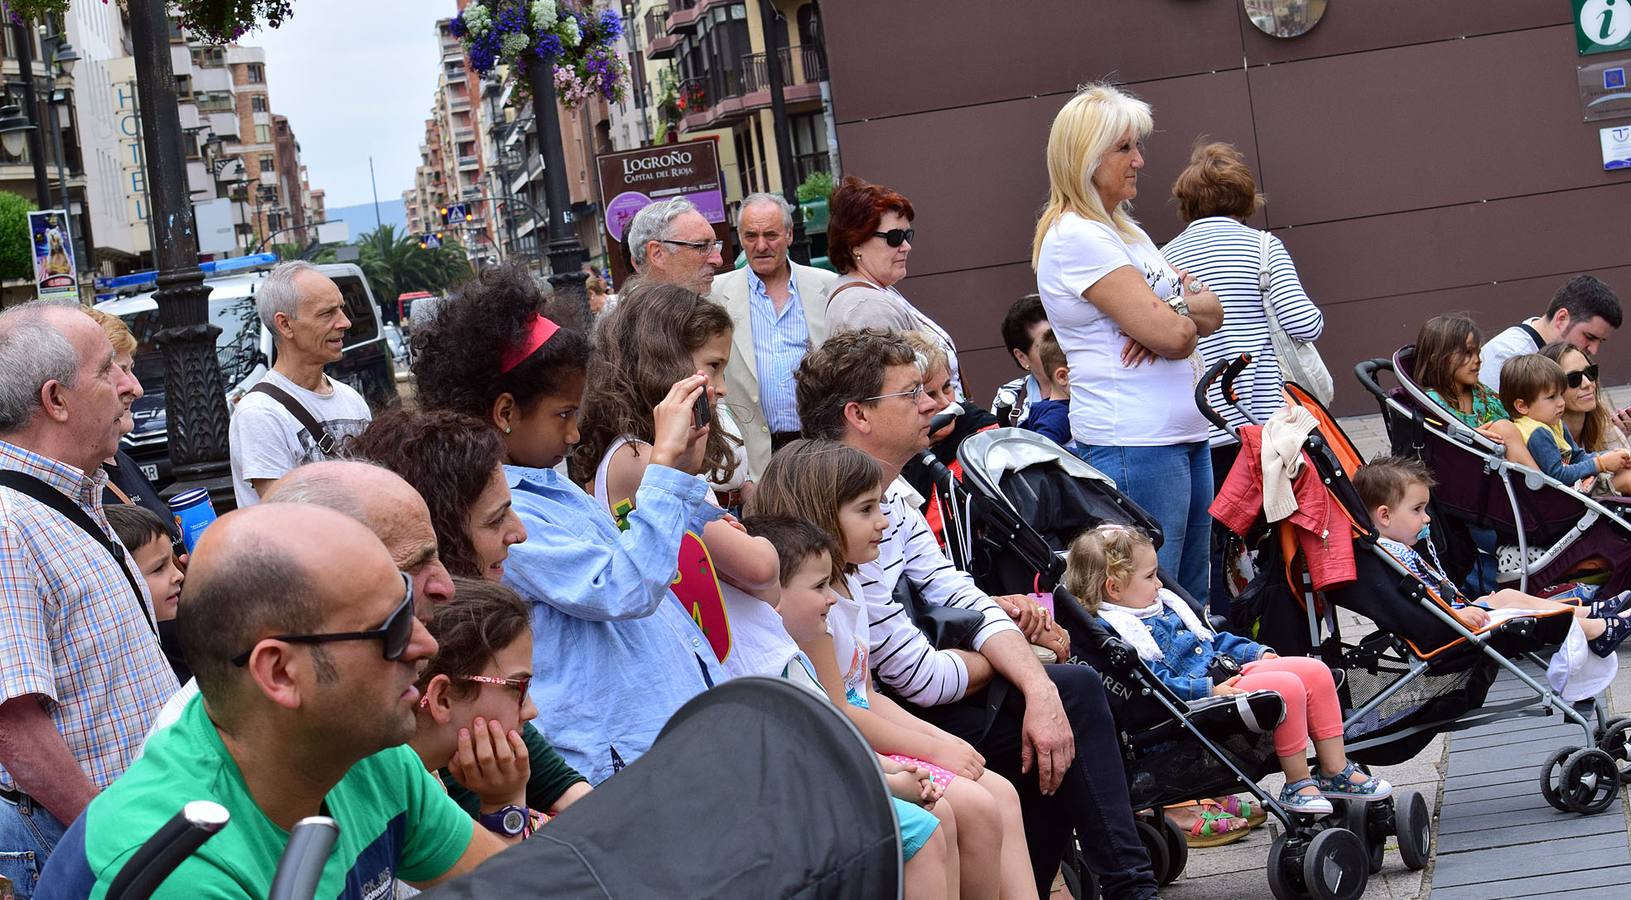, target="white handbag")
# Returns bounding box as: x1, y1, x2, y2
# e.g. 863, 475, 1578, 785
1258, 231, 1334, 404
